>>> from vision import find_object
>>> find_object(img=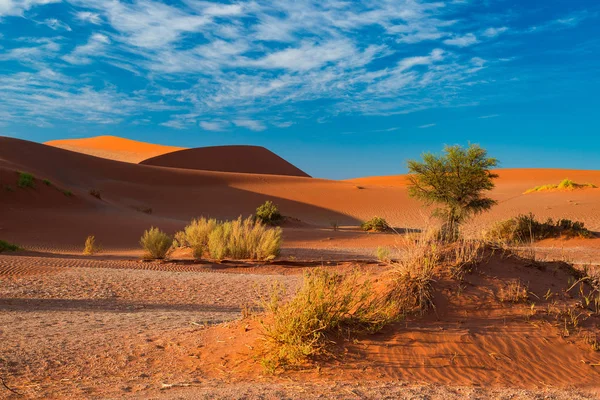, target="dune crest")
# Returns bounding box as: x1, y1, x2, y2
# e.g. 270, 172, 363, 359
140, 145, 311, 177
45, 135, 185, 163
